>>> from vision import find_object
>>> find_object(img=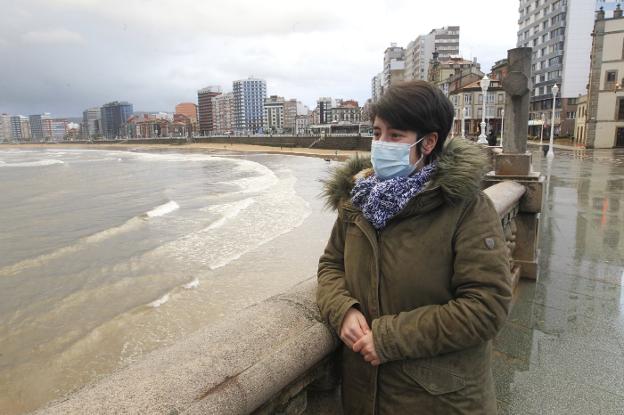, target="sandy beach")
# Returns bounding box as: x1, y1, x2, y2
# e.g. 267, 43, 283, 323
1, 141, 370, 161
